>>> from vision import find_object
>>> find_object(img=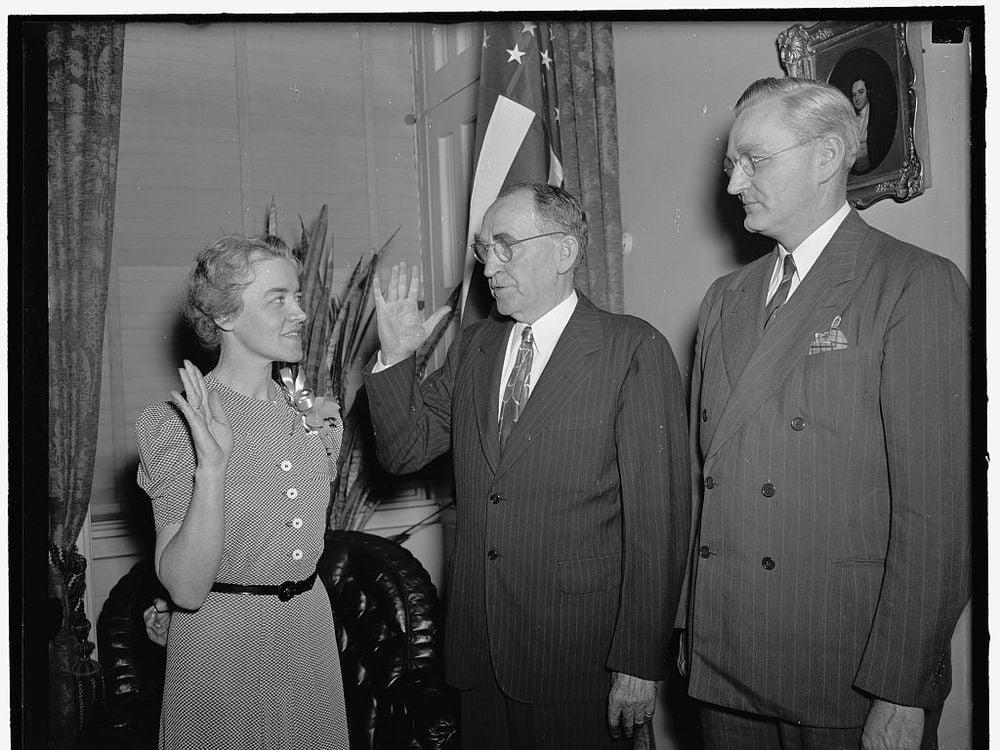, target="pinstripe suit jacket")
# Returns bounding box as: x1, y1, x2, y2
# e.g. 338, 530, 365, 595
364, 293, 691, 703
681, 211, 971, 726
